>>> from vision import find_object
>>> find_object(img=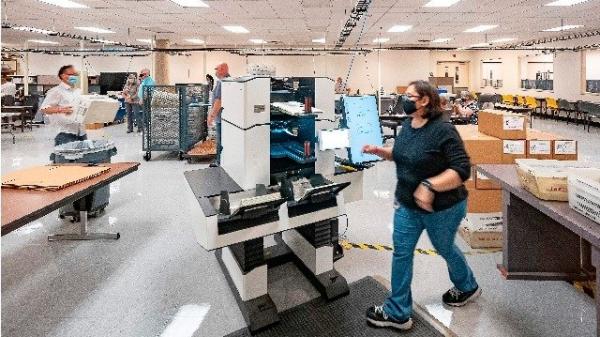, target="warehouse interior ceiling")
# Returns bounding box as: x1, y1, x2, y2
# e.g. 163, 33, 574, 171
1, 0, 600, 51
